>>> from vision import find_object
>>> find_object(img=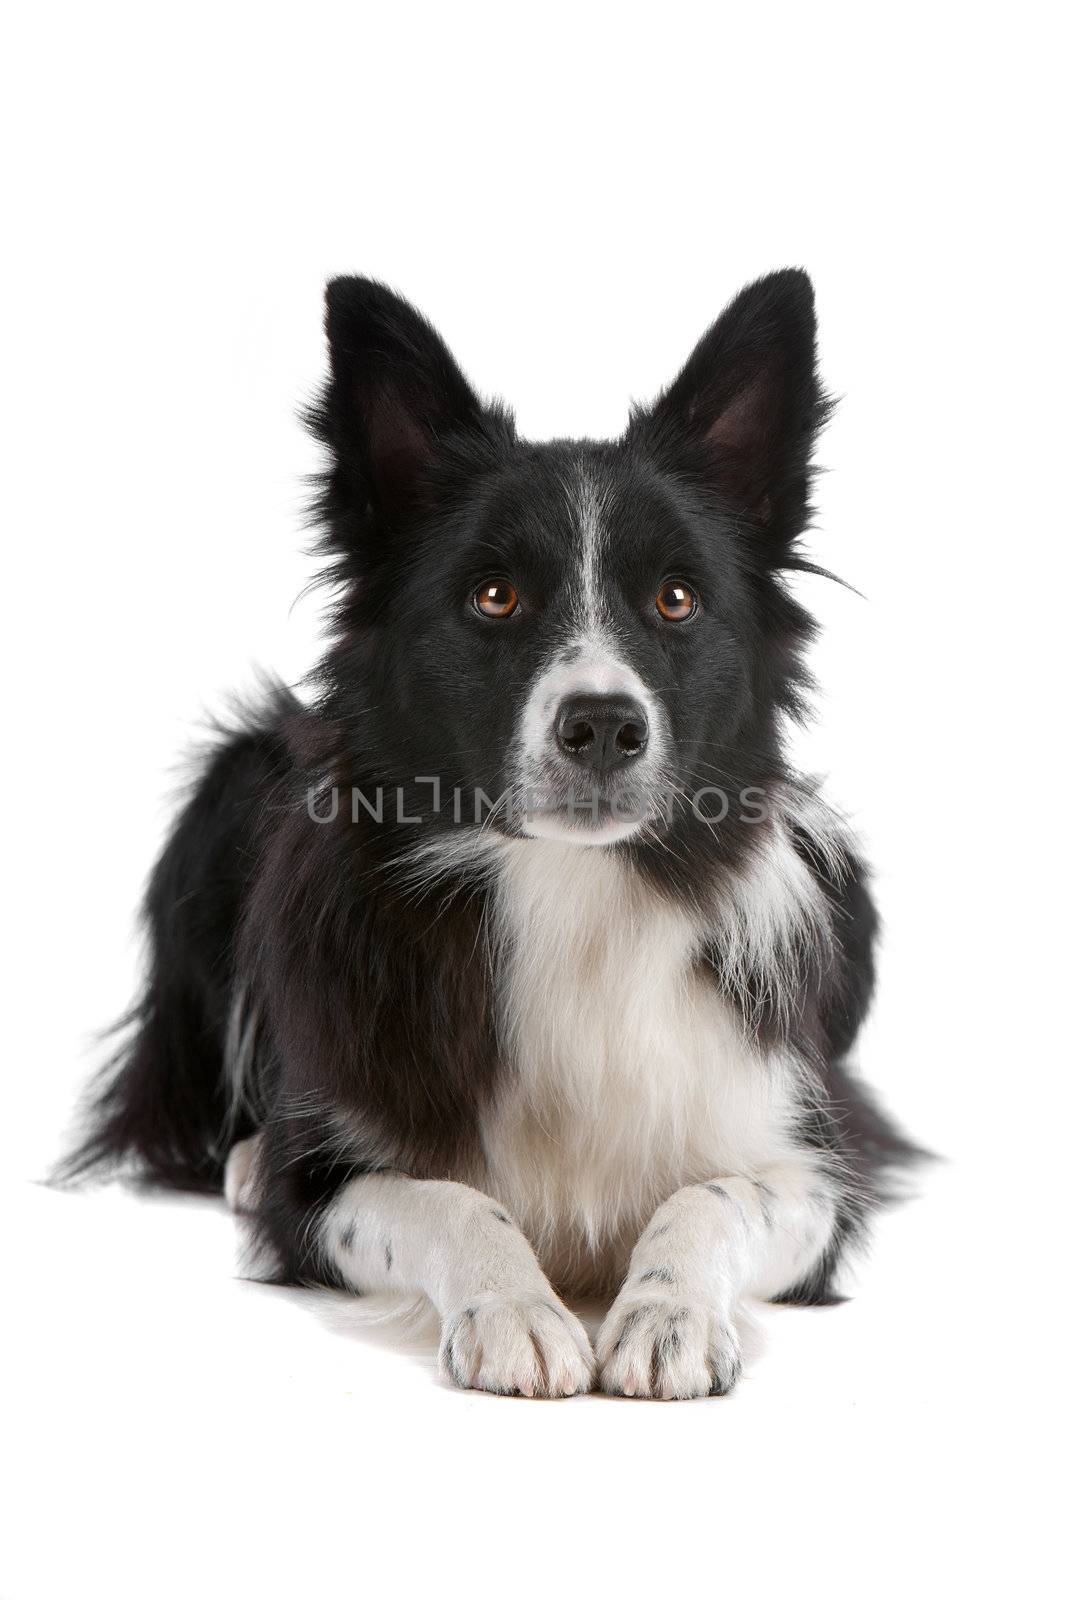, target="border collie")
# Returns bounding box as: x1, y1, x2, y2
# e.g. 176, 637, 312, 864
66, 270, 917, 1399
